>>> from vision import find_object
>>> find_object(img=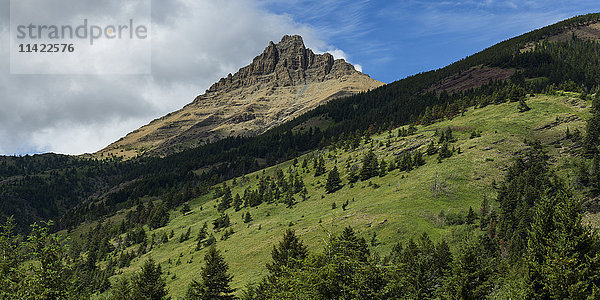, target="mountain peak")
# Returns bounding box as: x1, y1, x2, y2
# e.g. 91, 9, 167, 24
207, 35, 357, 93
276, 34, 306, 50
97, 35, 383, 158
